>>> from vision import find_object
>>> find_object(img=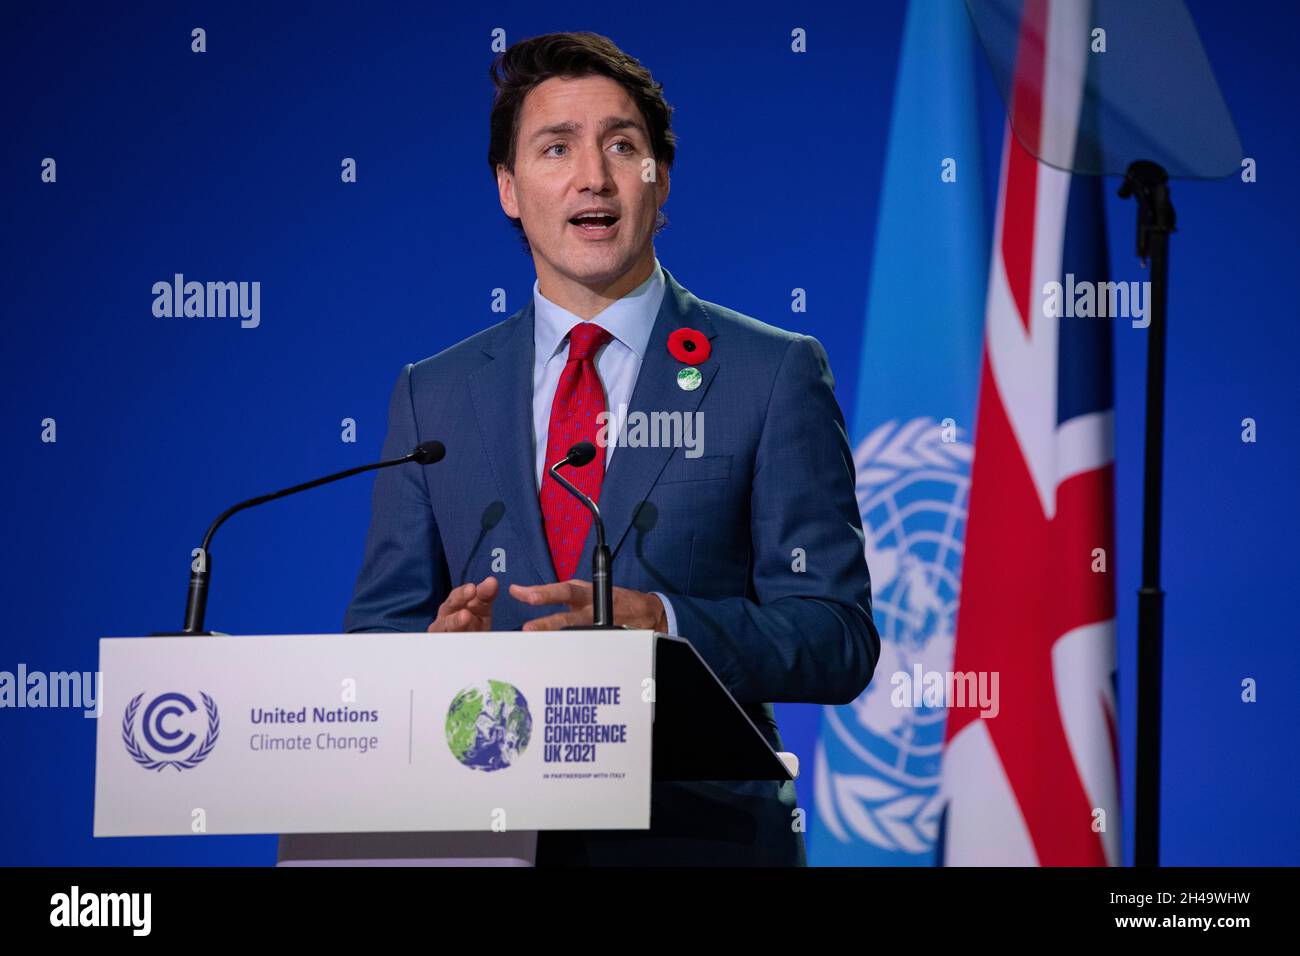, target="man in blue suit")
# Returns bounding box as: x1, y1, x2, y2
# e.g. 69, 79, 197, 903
344, 32, 879, 866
